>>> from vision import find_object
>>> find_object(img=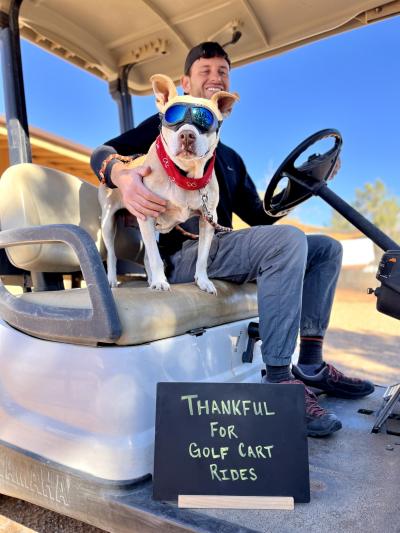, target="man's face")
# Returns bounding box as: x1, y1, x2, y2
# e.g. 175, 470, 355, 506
181, 56, 230, 99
